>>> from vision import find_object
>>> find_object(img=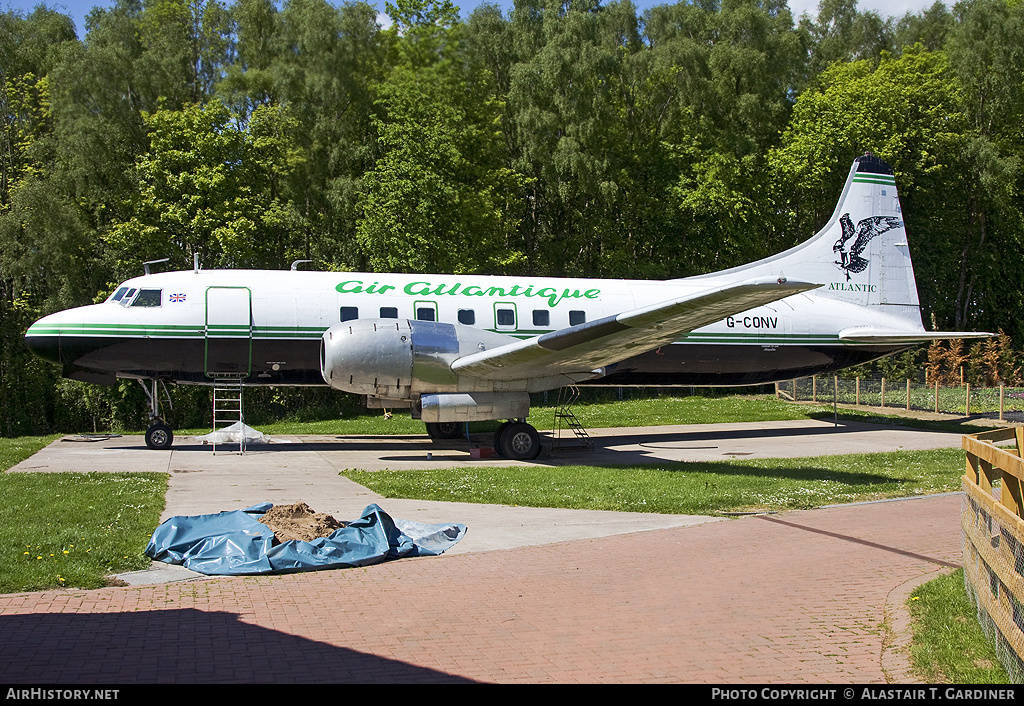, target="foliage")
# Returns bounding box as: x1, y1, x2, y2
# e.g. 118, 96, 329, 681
106, 101, 306, 273
925, 334, 1023, 387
